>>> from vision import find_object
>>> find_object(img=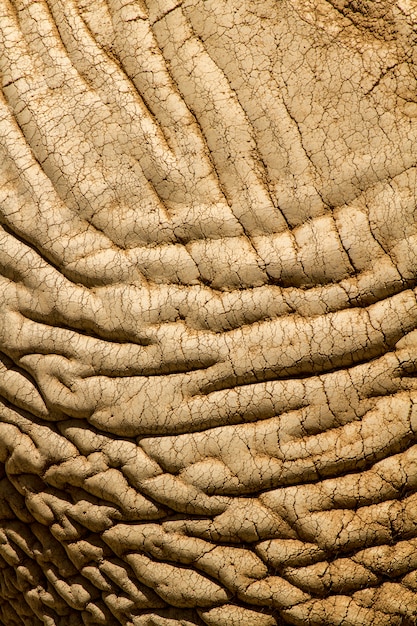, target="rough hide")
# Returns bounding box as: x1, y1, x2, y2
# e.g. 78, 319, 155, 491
1, 0, 417, 624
